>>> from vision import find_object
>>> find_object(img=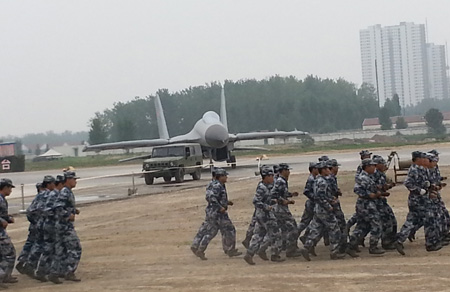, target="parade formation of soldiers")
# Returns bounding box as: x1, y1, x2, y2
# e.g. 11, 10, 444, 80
0, 170, 82, 289
191, 149, 449, 265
